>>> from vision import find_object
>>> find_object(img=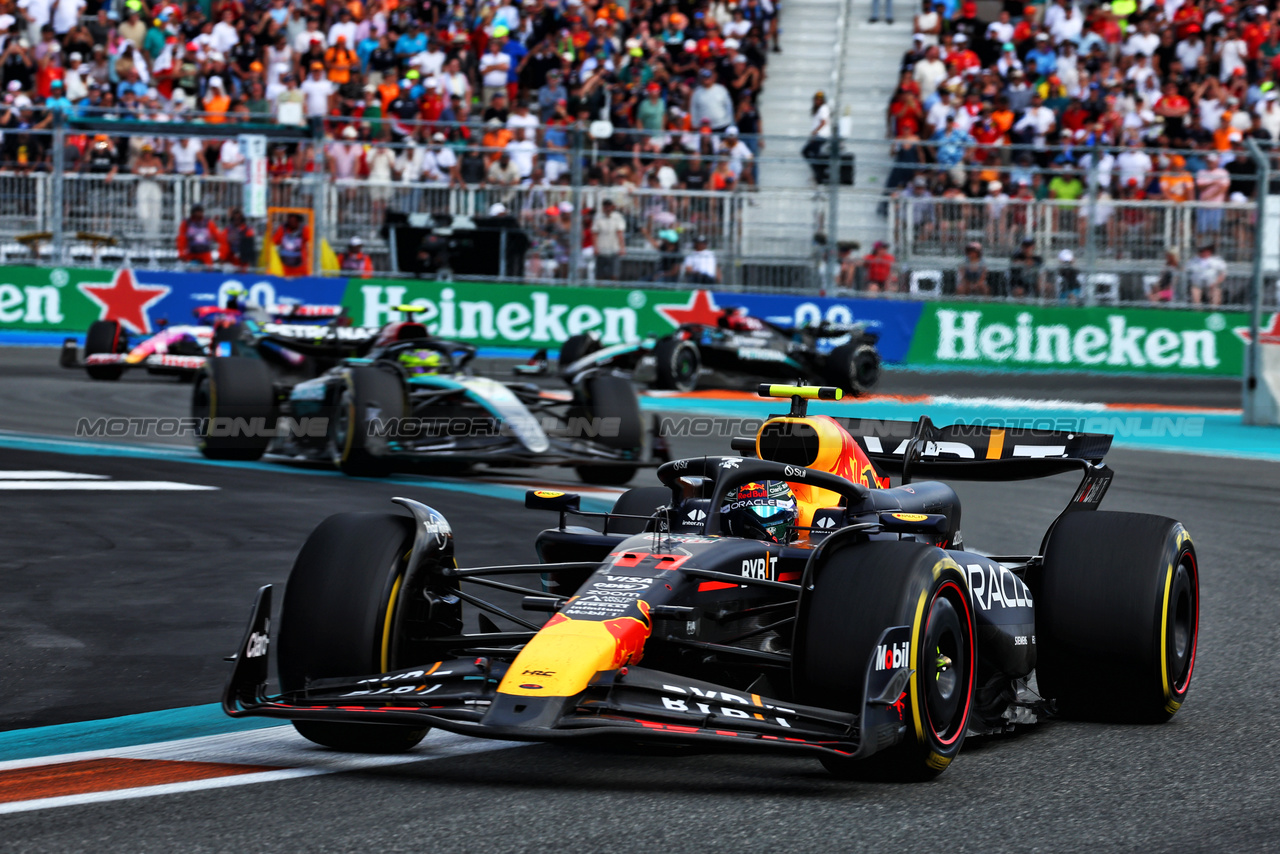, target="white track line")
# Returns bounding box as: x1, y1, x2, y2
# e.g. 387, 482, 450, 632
0, 481, 217, 491
0, 726, 522, 815
0, 471, 111, 480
